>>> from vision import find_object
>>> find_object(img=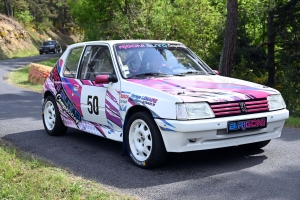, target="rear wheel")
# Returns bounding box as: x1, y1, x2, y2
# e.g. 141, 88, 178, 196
241, 140, 271, 150
126, 111, 168, 168
42, 95, 67, 136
